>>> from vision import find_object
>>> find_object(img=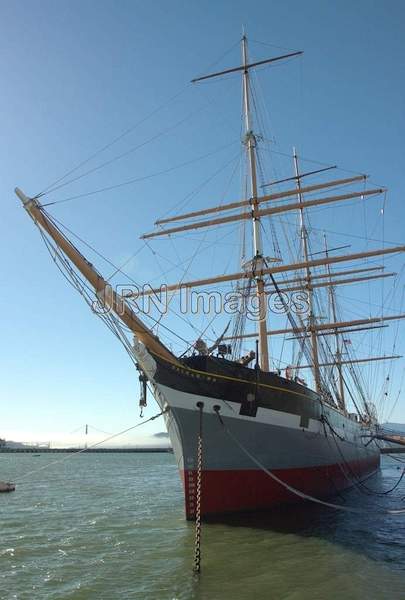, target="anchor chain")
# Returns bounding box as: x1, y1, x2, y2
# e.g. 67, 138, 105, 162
193, 401, 204, 574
